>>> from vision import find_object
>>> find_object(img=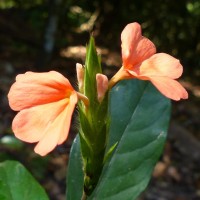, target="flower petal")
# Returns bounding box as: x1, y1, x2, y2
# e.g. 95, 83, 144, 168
34, 122, 61, 156
34, 94, 77, 156
121, 22, 156, 68
57, 92, 77, 145
138, 53, 183, 79
12, 98, 70, 143
149, 77, 188, 100
8, 71, 74, 111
